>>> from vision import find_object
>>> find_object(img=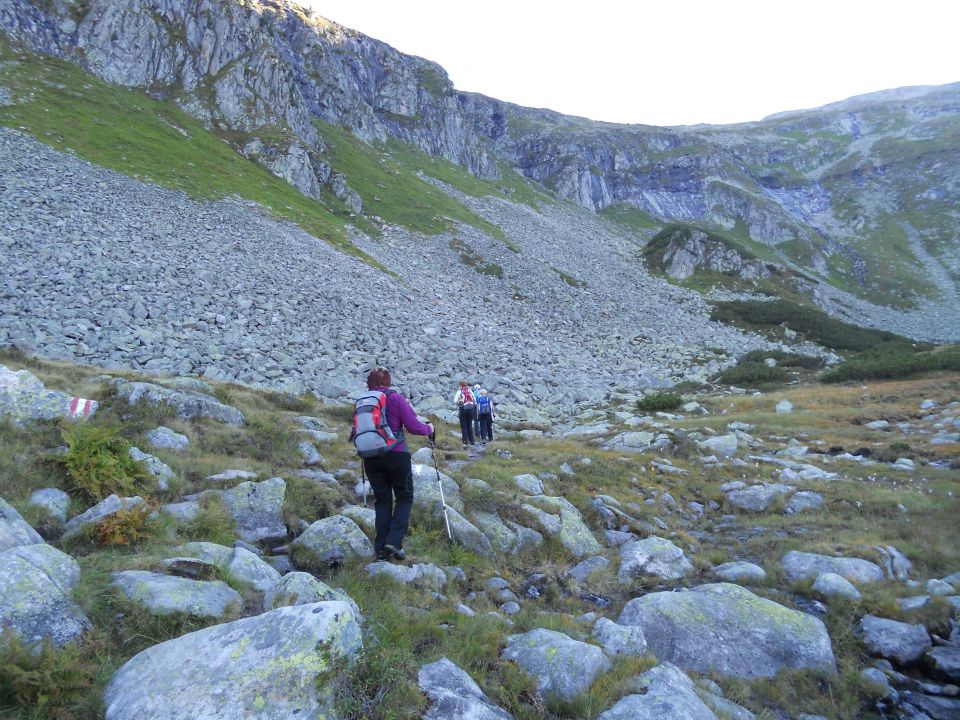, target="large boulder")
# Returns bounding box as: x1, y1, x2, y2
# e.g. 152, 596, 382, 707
785, 491, 824, 515
292, 515, 374, 566
781, 551, 885, 586
522, 496, 602, 558
0, 365, 98, 424
501, 628, 611, 702
220, 477, 287, 545
698, 434, 738, 458
618, 583, 836, 678
174, 542, 281, 592
444, 507, 494, 557
147, 426, 189, 450
1, 496, 43, 551
111, 570, 242, 619
618, 536, 693, 584
592, 617, 647, 657
418, 657, 513, 720
63, 495, 145, 539
598, 663, 718, 720
411, 463, 463, 512
471, 511, 543, 555
0, 543, 91, 646
103, 602, 362, 720
262, 571, 359, 616
602, 431, 655, 452
712, 561, 766, 584
860, 615, 931, 666
110, 378, 244, 425
27, 488, 70, 523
